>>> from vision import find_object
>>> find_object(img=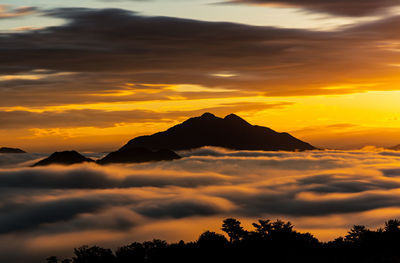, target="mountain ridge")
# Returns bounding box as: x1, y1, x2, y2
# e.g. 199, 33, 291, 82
97, 147, 181, 165
120, 113, 315, 152
30, 113, 316, 166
